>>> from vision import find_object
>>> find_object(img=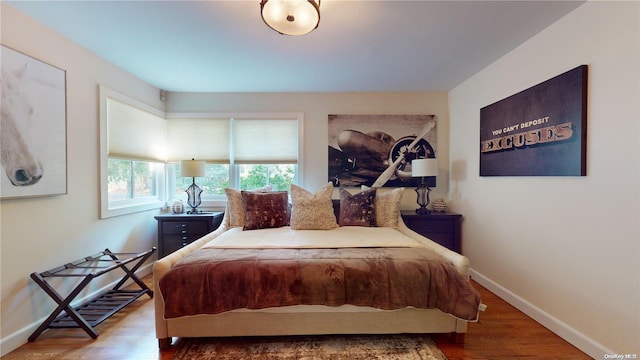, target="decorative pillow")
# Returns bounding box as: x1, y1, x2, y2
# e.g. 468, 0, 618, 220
290, 183, 338, 230
242, 191, 290, 230
225, 186, 272, 227
339, 188, 376, 227
362, 186, 404, 228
